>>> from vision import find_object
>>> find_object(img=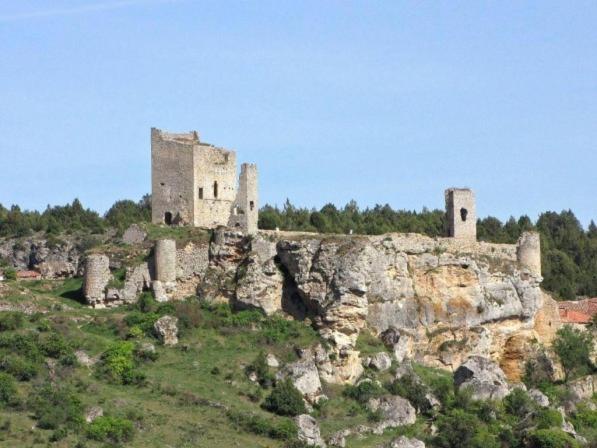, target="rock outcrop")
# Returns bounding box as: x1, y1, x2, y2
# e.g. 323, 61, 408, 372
387, 436, 426, 448
295, 414, 326, 447
154, 315, 179, 346
366, 395, 417, 433
453, 356, 511, 400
